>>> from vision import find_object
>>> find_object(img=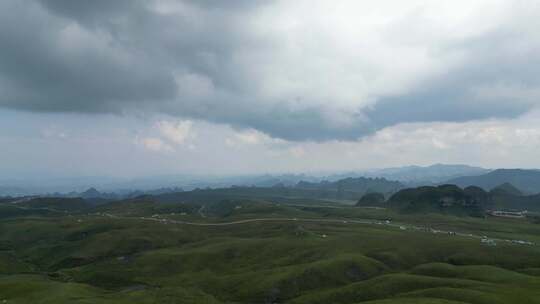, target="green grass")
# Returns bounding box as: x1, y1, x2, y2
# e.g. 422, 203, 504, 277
0, 274, 222, 304
1, 198, 540, 303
